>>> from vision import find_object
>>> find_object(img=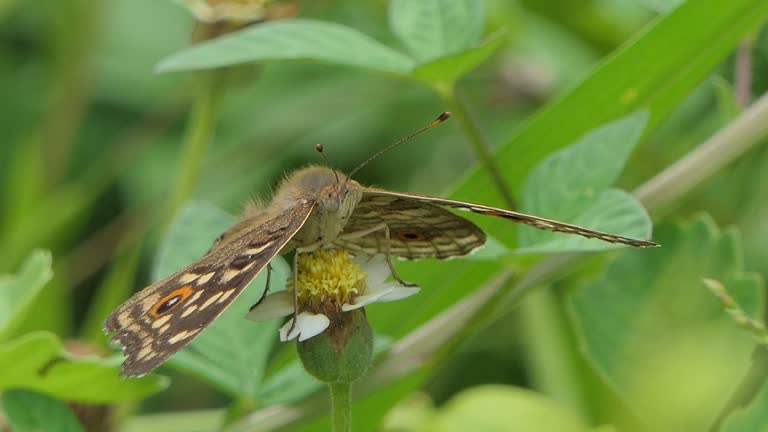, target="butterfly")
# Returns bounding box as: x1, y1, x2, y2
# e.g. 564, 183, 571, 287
105, 112, 658, 377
